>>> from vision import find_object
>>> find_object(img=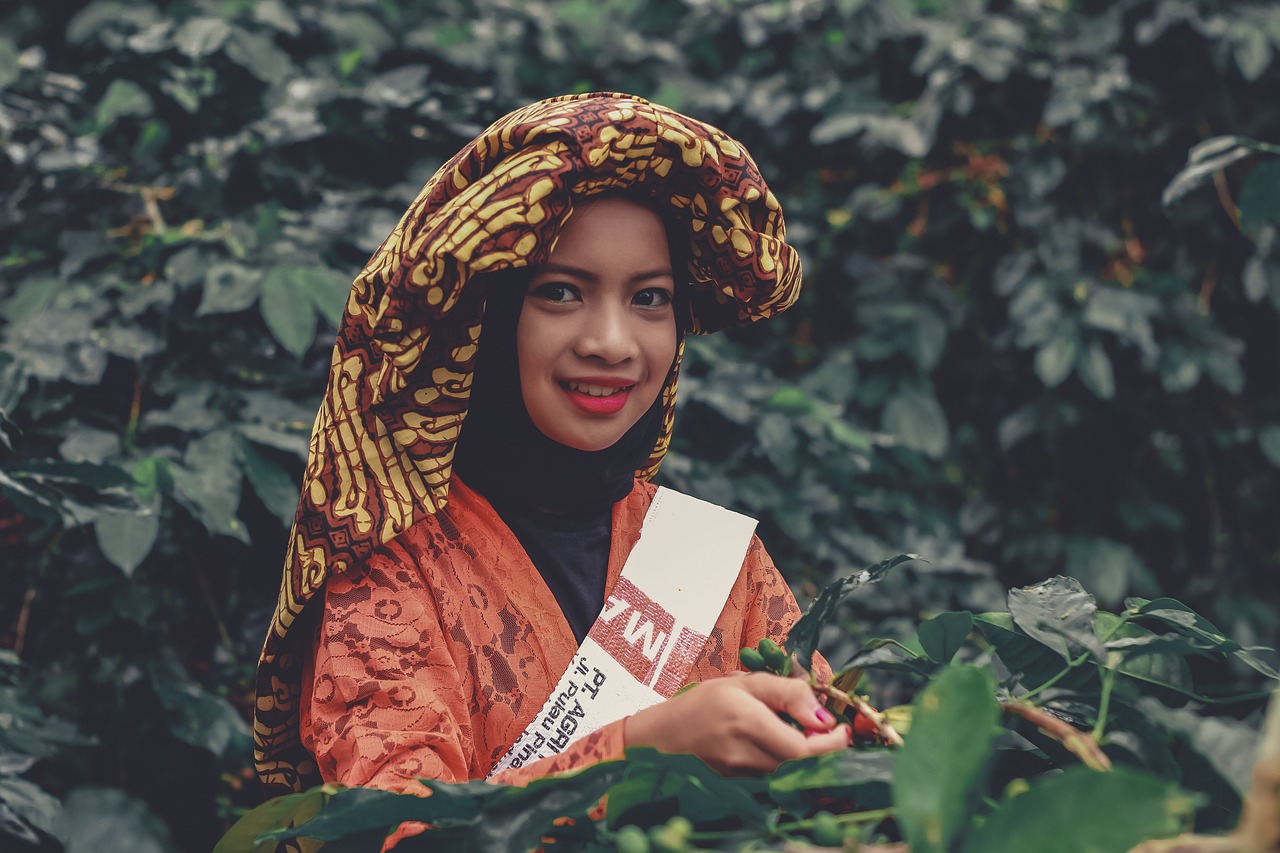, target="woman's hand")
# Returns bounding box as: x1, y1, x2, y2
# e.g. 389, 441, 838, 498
623, 672, 852, 775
